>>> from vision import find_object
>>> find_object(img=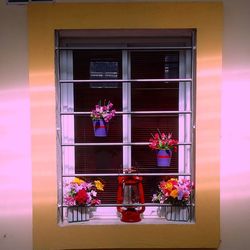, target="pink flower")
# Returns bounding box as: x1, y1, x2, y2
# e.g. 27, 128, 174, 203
65, 196, 75, 206
64, 178, 104, 207
152, 178, 193, 205
149, 131, 178, 151
90, 100, 116, 123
